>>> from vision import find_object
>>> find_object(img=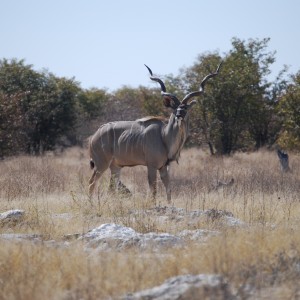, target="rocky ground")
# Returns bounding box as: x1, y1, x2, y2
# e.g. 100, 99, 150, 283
0, 207, 246, 299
